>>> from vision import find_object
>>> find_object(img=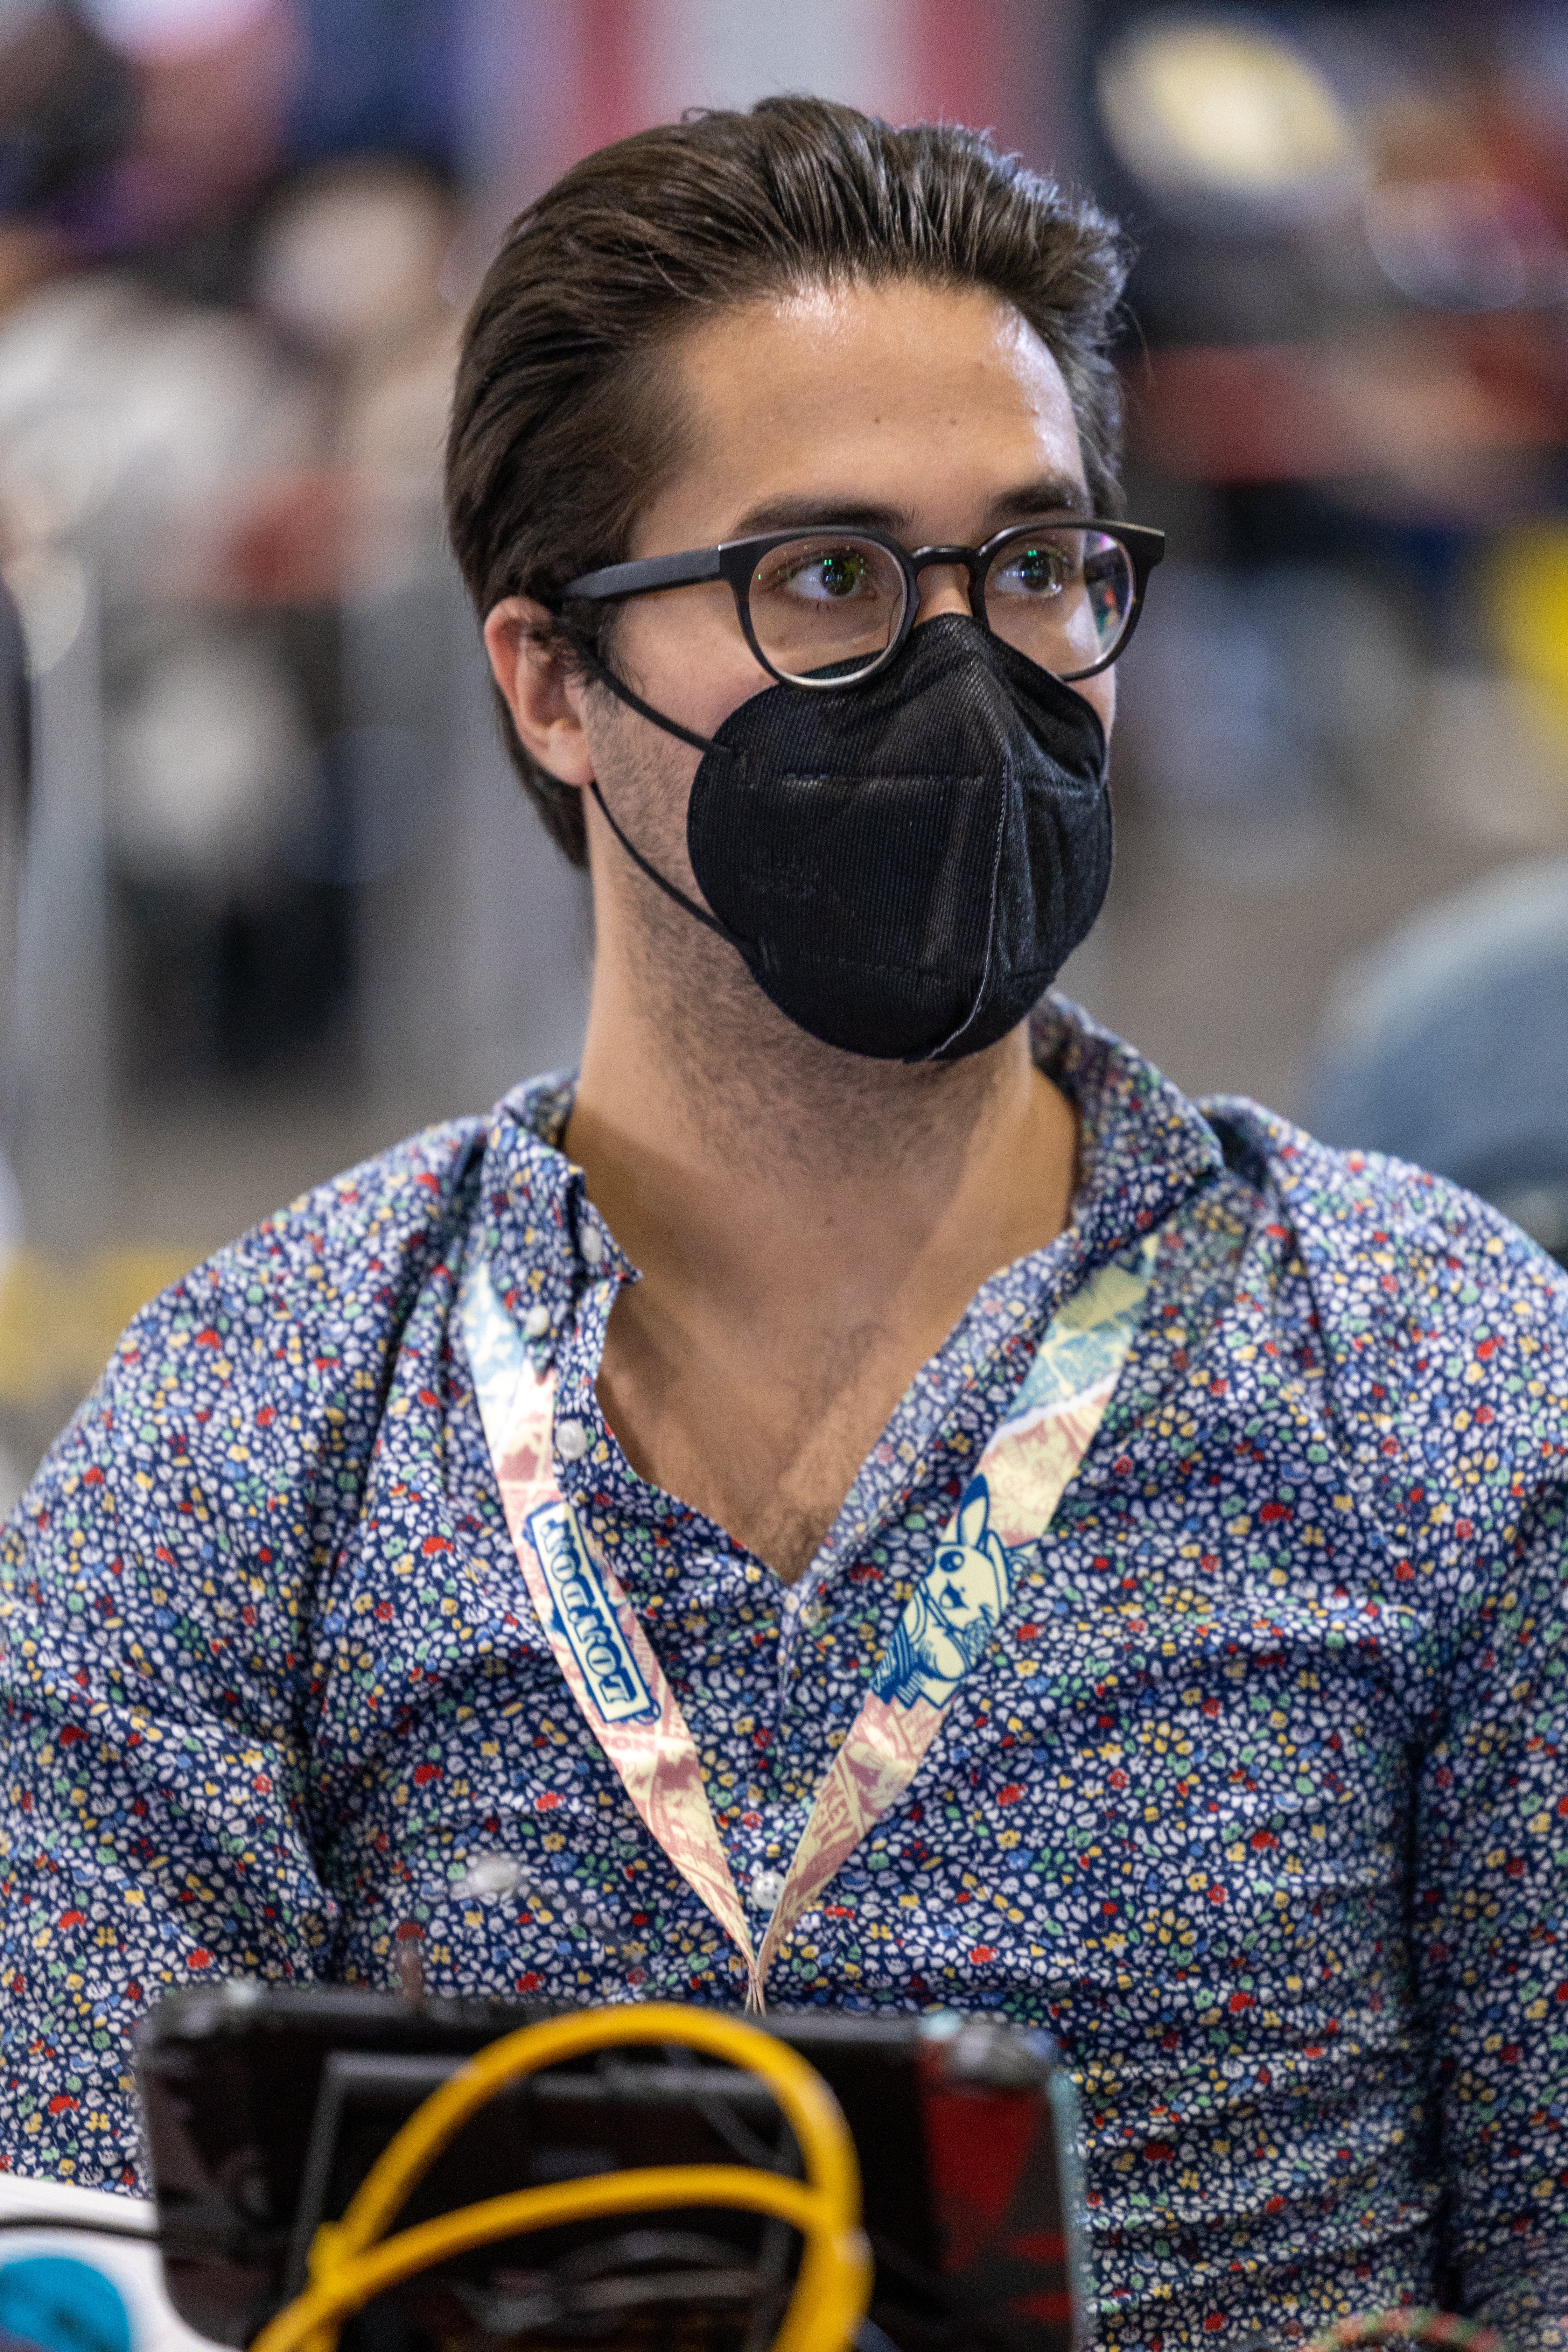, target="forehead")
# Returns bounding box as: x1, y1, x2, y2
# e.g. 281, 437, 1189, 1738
643, 278, 1087, 545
